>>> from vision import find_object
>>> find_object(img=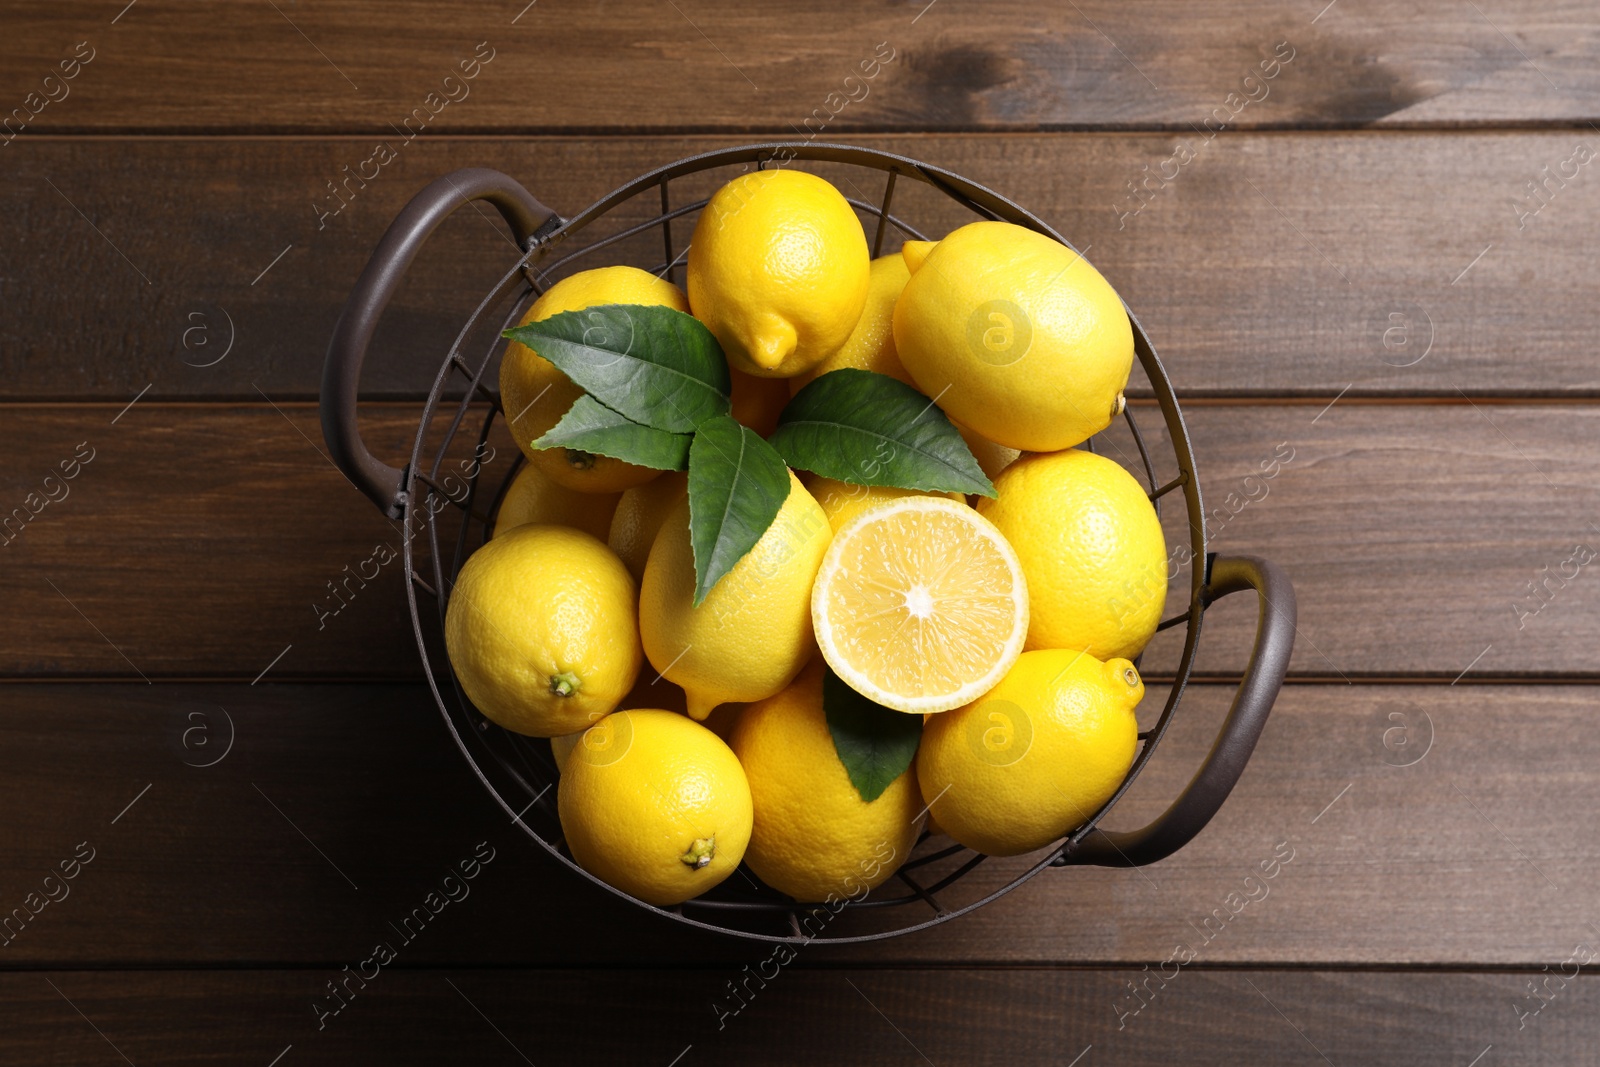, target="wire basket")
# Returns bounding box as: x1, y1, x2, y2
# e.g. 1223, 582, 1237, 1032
321, 143, 1296, 944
